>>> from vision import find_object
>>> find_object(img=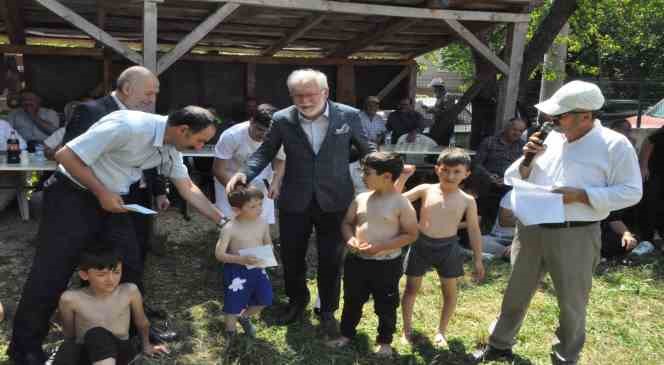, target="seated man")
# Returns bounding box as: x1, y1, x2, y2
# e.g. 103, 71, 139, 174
386, 98, 424, 144
600, 208, 639, 260
52, 249, 168, 365
475, 118, 526, 225
44, 100, 81, 159
7, 89, 59, 143
359, 96, 387, 144
0, 119, 27, 211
